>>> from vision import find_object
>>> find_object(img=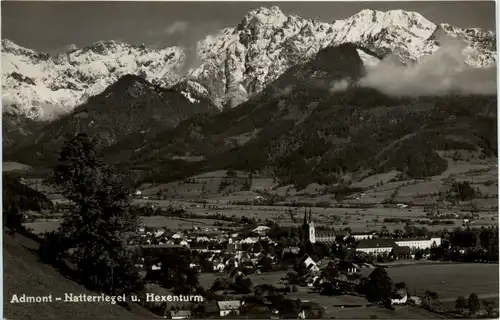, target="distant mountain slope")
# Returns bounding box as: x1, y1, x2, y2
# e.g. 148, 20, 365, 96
5, 74, 218, 166
3, 174, 53, 212
2, 113, 46, 149
2, 7, 496, 118
108, 44, 497, 188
